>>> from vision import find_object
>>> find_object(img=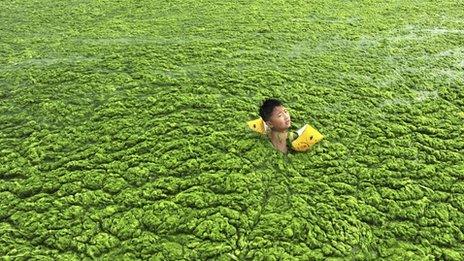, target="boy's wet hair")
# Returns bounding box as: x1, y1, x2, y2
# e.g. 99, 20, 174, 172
259, 98, 283, 122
